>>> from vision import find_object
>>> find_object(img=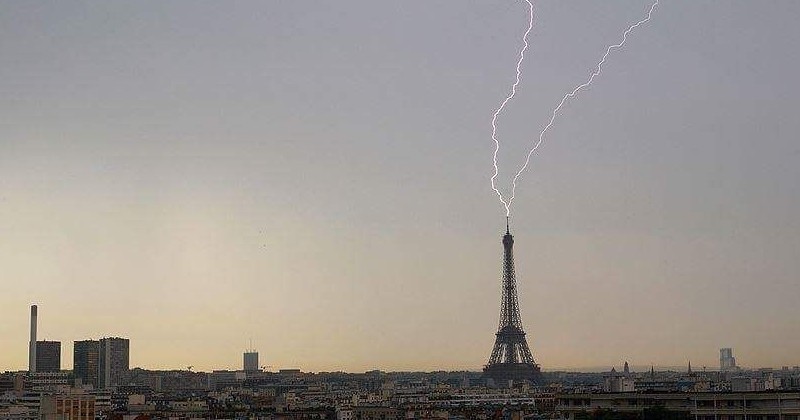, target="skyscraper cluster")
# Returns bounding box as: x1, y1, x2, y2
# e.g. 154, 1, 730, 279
27, 305, 130, 388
